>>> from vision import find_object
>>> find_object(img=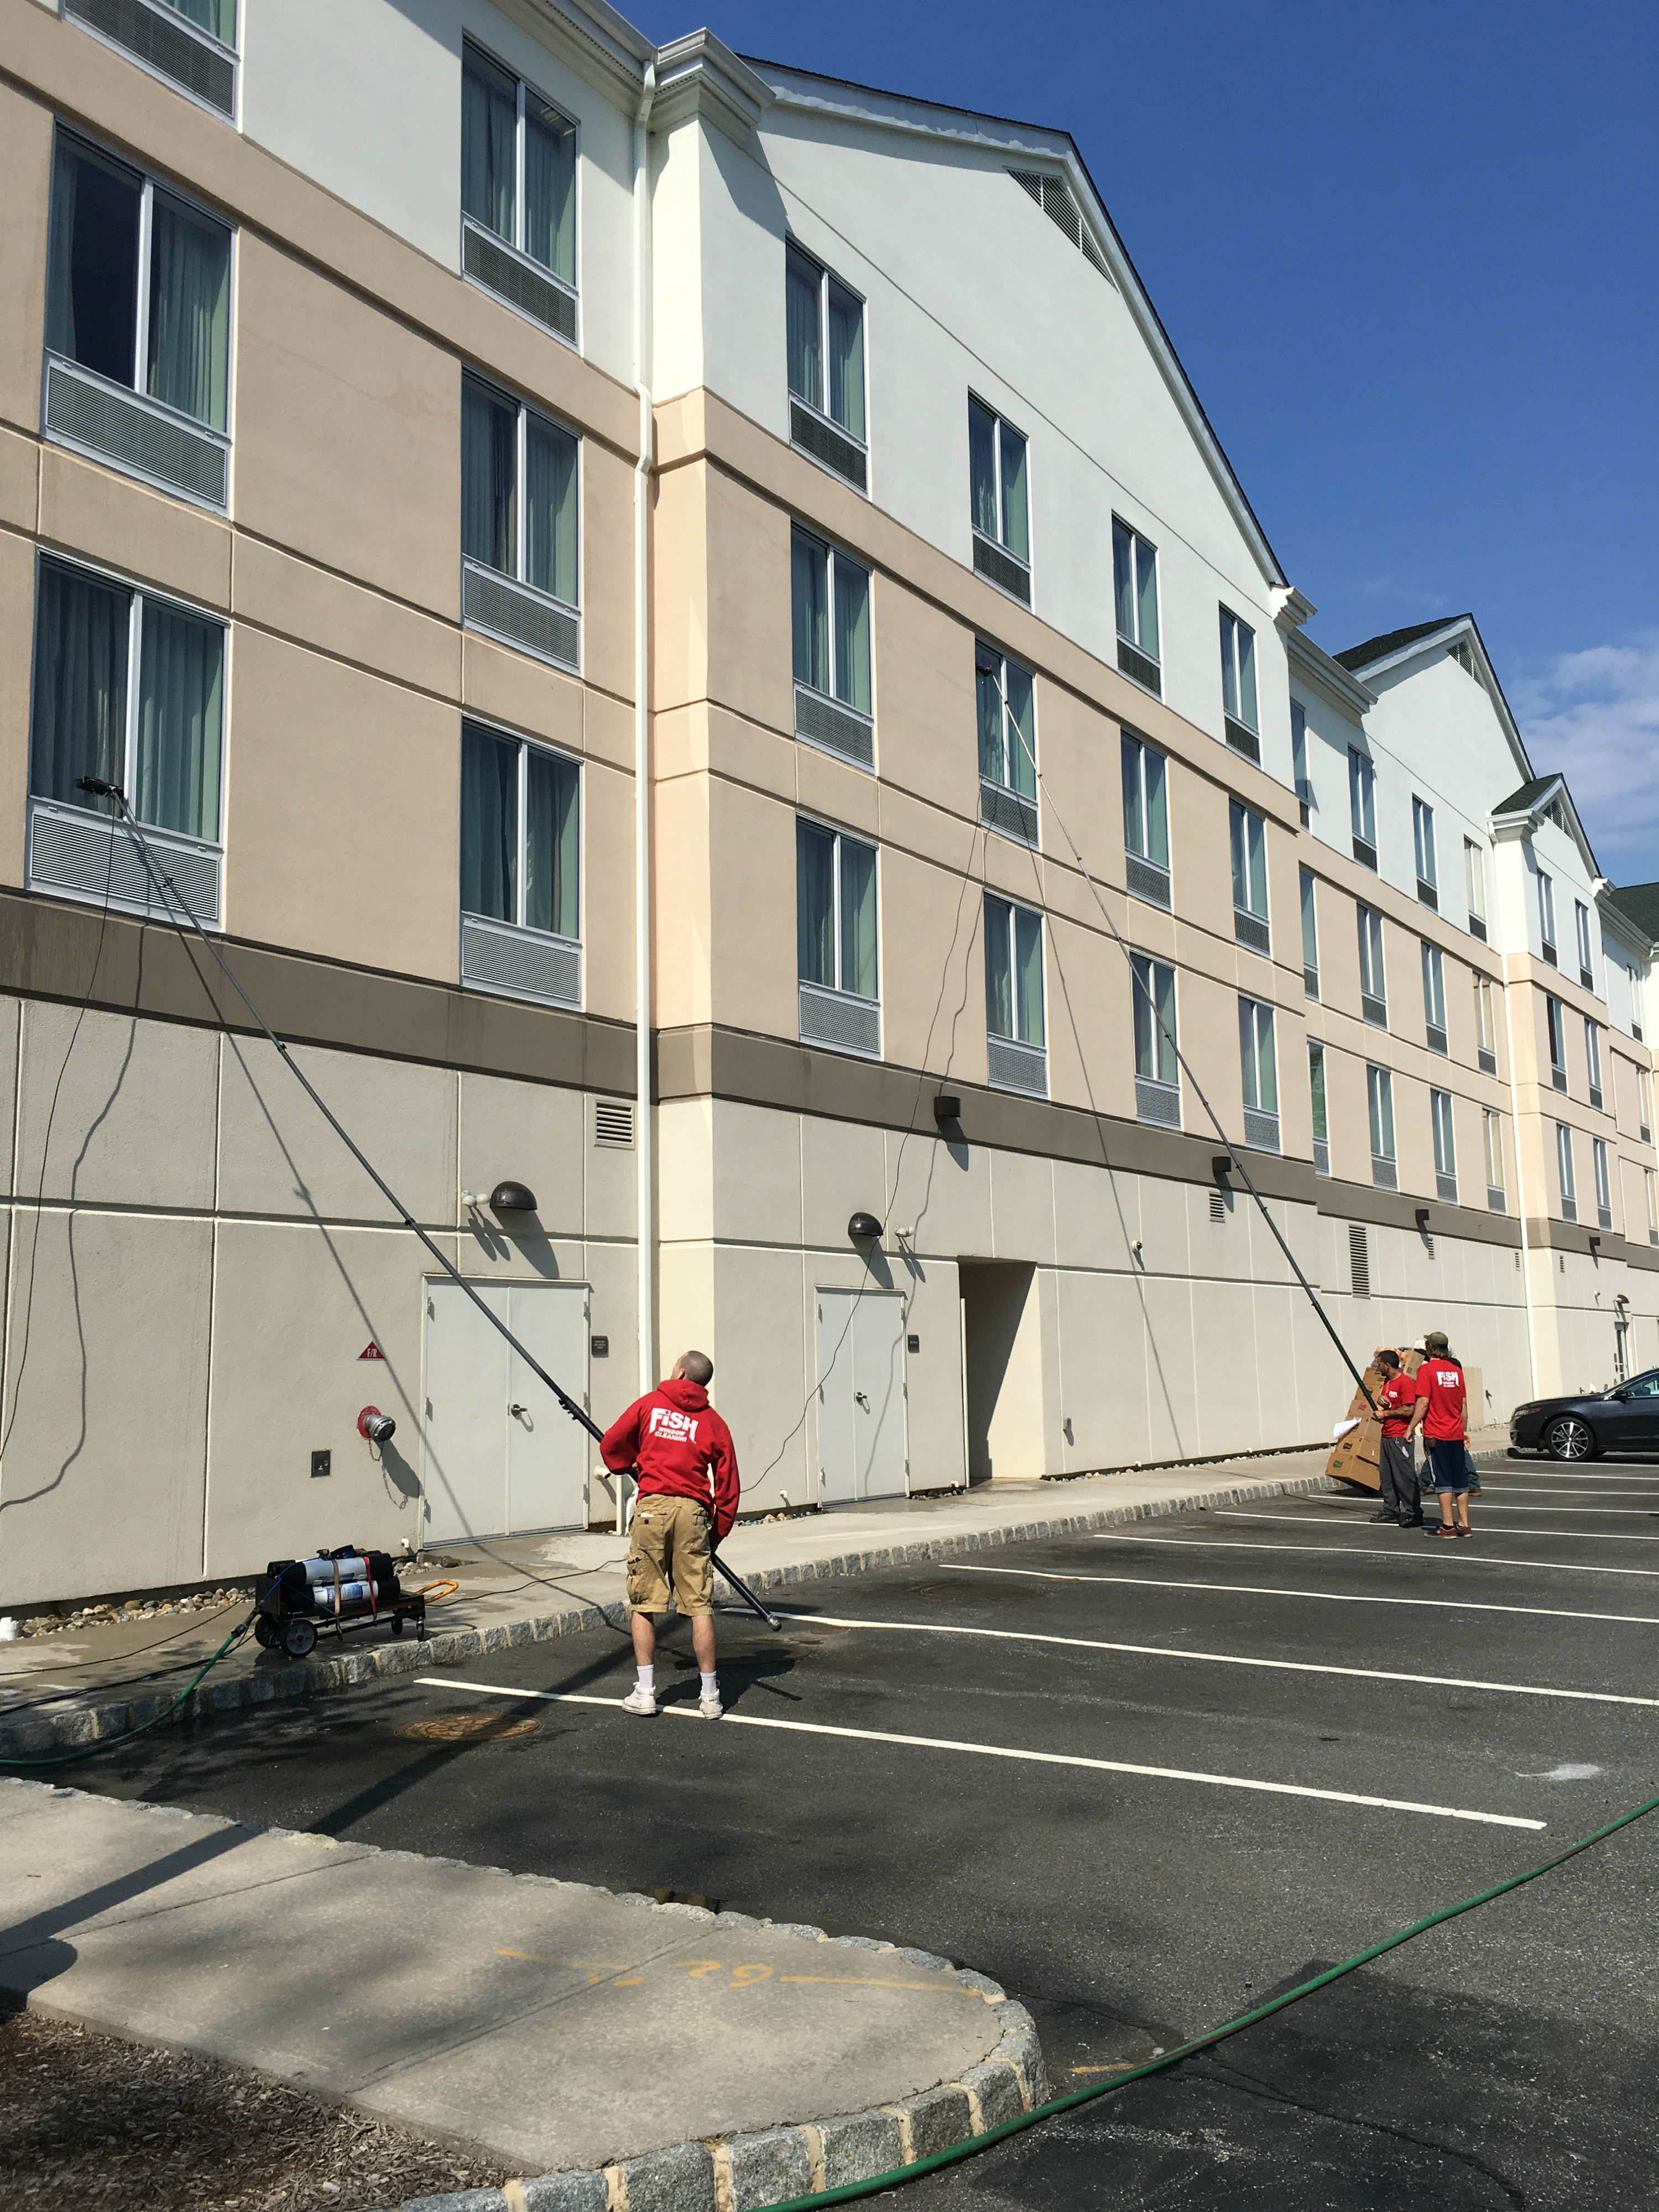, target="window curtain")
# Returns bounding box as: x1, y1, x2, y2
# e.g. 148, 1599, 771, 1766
785, 246, 821, 409
1141, 744, 1168, 866
826, 278, 864, 439
1221, 612, 1239, 723
1308, 1046, 1327, 1142
791, 531, 827, 692
831, 553, 869, 712
30, 562, 130, 809
1239, 1000, 1260, 1109
461, 724, 518, 922
462, 381, 516, 575
48, 138, 140, 388
796, 820, 834, 988
984, 895, 1013, 1040
524, 748, 578, 940
524, 414, 577, 602
1113, 520, 1134, 643
1301, 870, 1318, 968
1234, 618, 1258, 729
160, 0, 236, 38
1121, 736, 1145, 858
1136, 536, 1159, 660
524, 102, 576, 281
147, 193, 230, 429
975, 652, 1003, 785
998, 424, 1029, 562
838, 837, 877, 1000
968, 399, 998, 542
462, 49, 517, 242
135, 600, 222, 839
1005, 664, 1035, 797
1253, 1005, 1278, 1112
1013, 906, 1044, 1046
1133, 958, 1173, 1084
